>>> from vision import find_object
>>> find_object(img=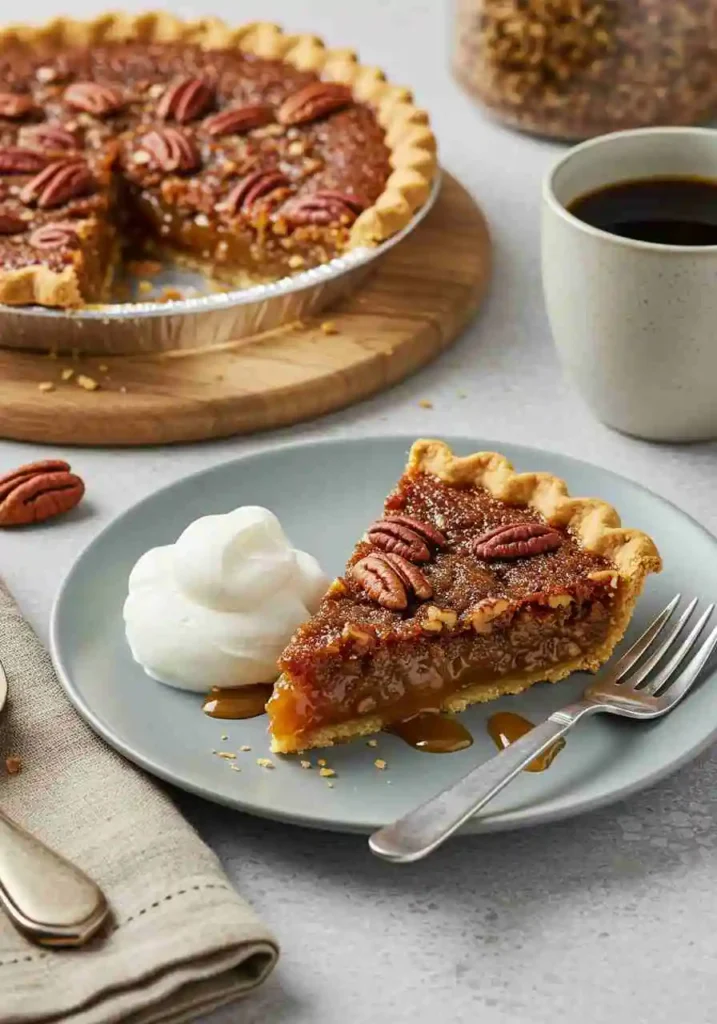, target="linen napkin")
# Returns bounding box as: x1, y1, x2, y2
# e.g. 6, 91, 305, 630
0, 580, 278, 1024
